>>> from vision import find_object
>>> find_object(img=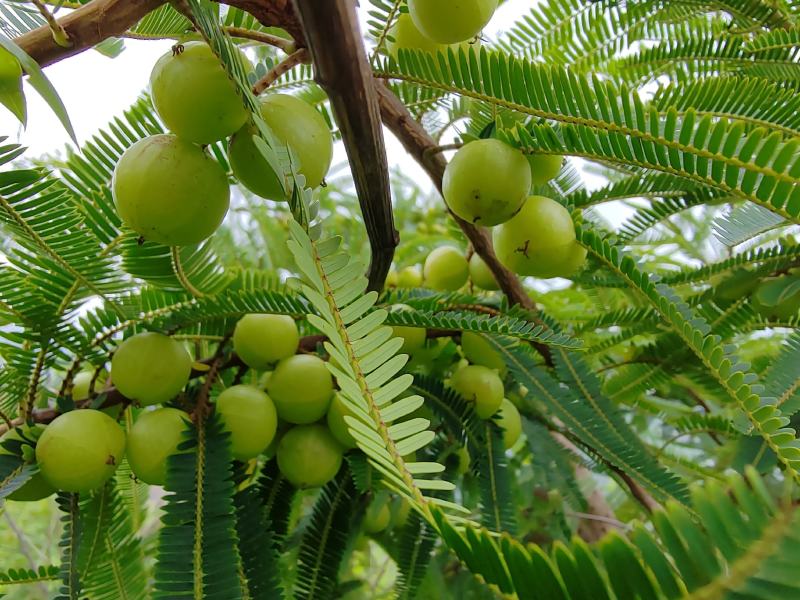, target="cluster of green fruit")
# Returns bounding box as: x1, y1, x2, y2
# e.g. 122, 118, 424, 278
111, 42, 333, 247
714, 268, 800, 320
